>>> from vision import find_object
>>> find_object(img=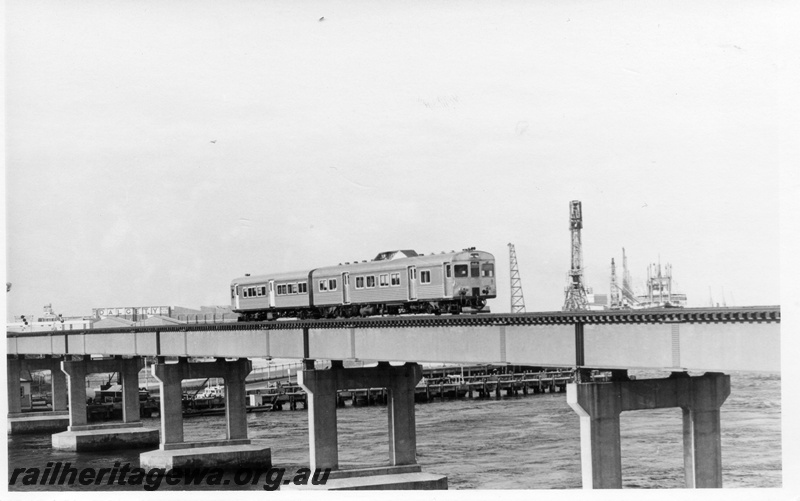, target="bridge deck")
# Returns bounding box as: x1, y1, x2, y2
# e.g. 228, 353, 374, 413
7, 307, 780, 372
